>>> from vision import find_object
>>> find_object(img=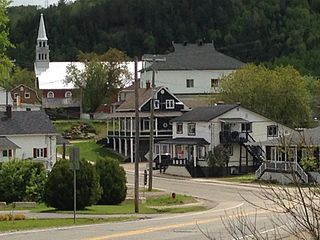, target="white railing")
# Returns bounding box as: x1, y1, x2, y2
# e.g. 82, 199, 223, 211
255, 161, 308, 183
